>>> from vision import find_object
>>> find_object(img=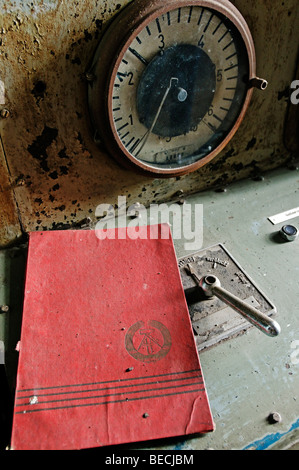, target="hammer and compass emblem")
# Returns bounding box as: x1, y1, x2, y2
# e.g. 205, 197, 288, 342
125, 320, 171, 362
